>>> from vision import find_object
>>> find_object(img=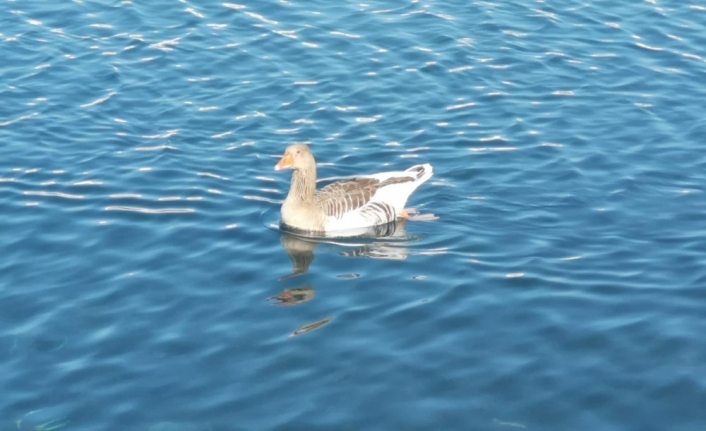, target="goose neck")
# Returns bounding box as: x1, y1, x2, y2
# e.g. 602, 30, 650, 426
288, 167, 316, 203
